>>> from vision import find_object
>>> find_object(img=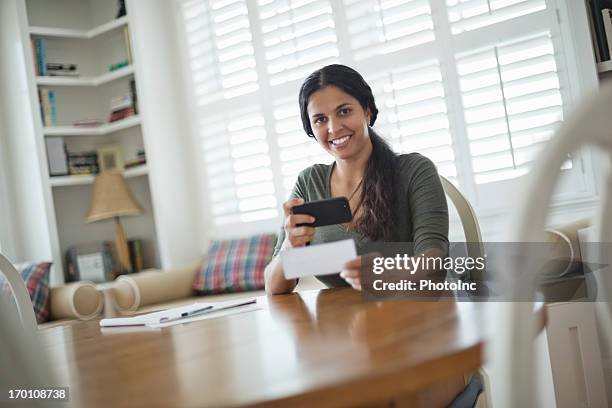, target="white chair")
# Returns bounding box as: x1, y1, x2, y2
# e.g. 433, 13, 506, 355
0, 291, 59, 407
0, 253, 38, 332
493, 83, 612, 407
439, 175, 487, 281
439, 176, 493, 408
